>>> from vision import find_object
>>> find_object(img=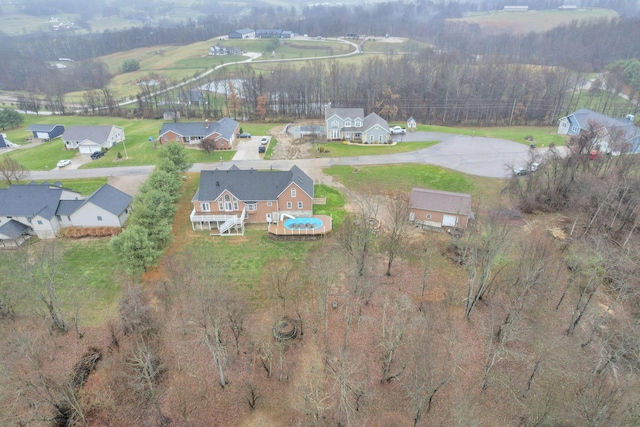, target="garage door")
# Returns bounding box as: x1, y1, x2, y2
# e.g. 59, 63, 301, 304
36, 132, 49, 139
442, 215, 458, 227
79, 146, 100, 154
